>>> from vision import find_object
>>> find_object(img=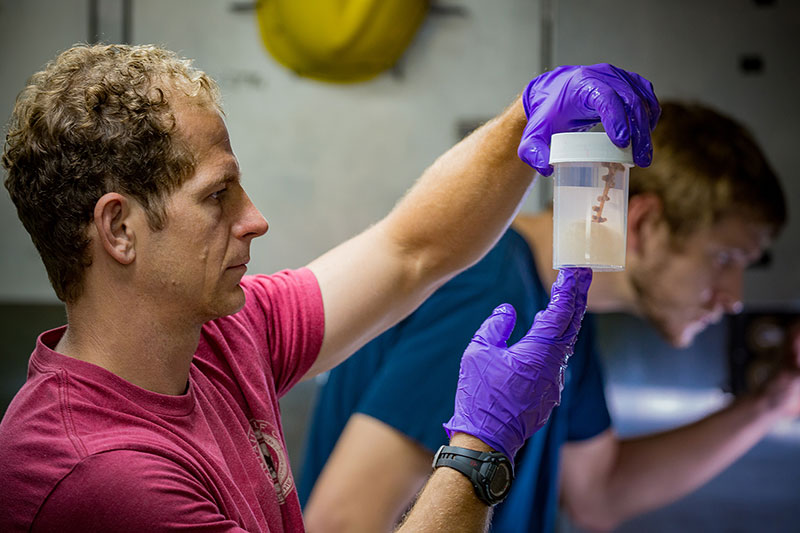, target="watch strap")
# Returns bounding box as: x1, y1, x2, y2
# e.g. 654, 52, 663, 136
432, 445, 512, 506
